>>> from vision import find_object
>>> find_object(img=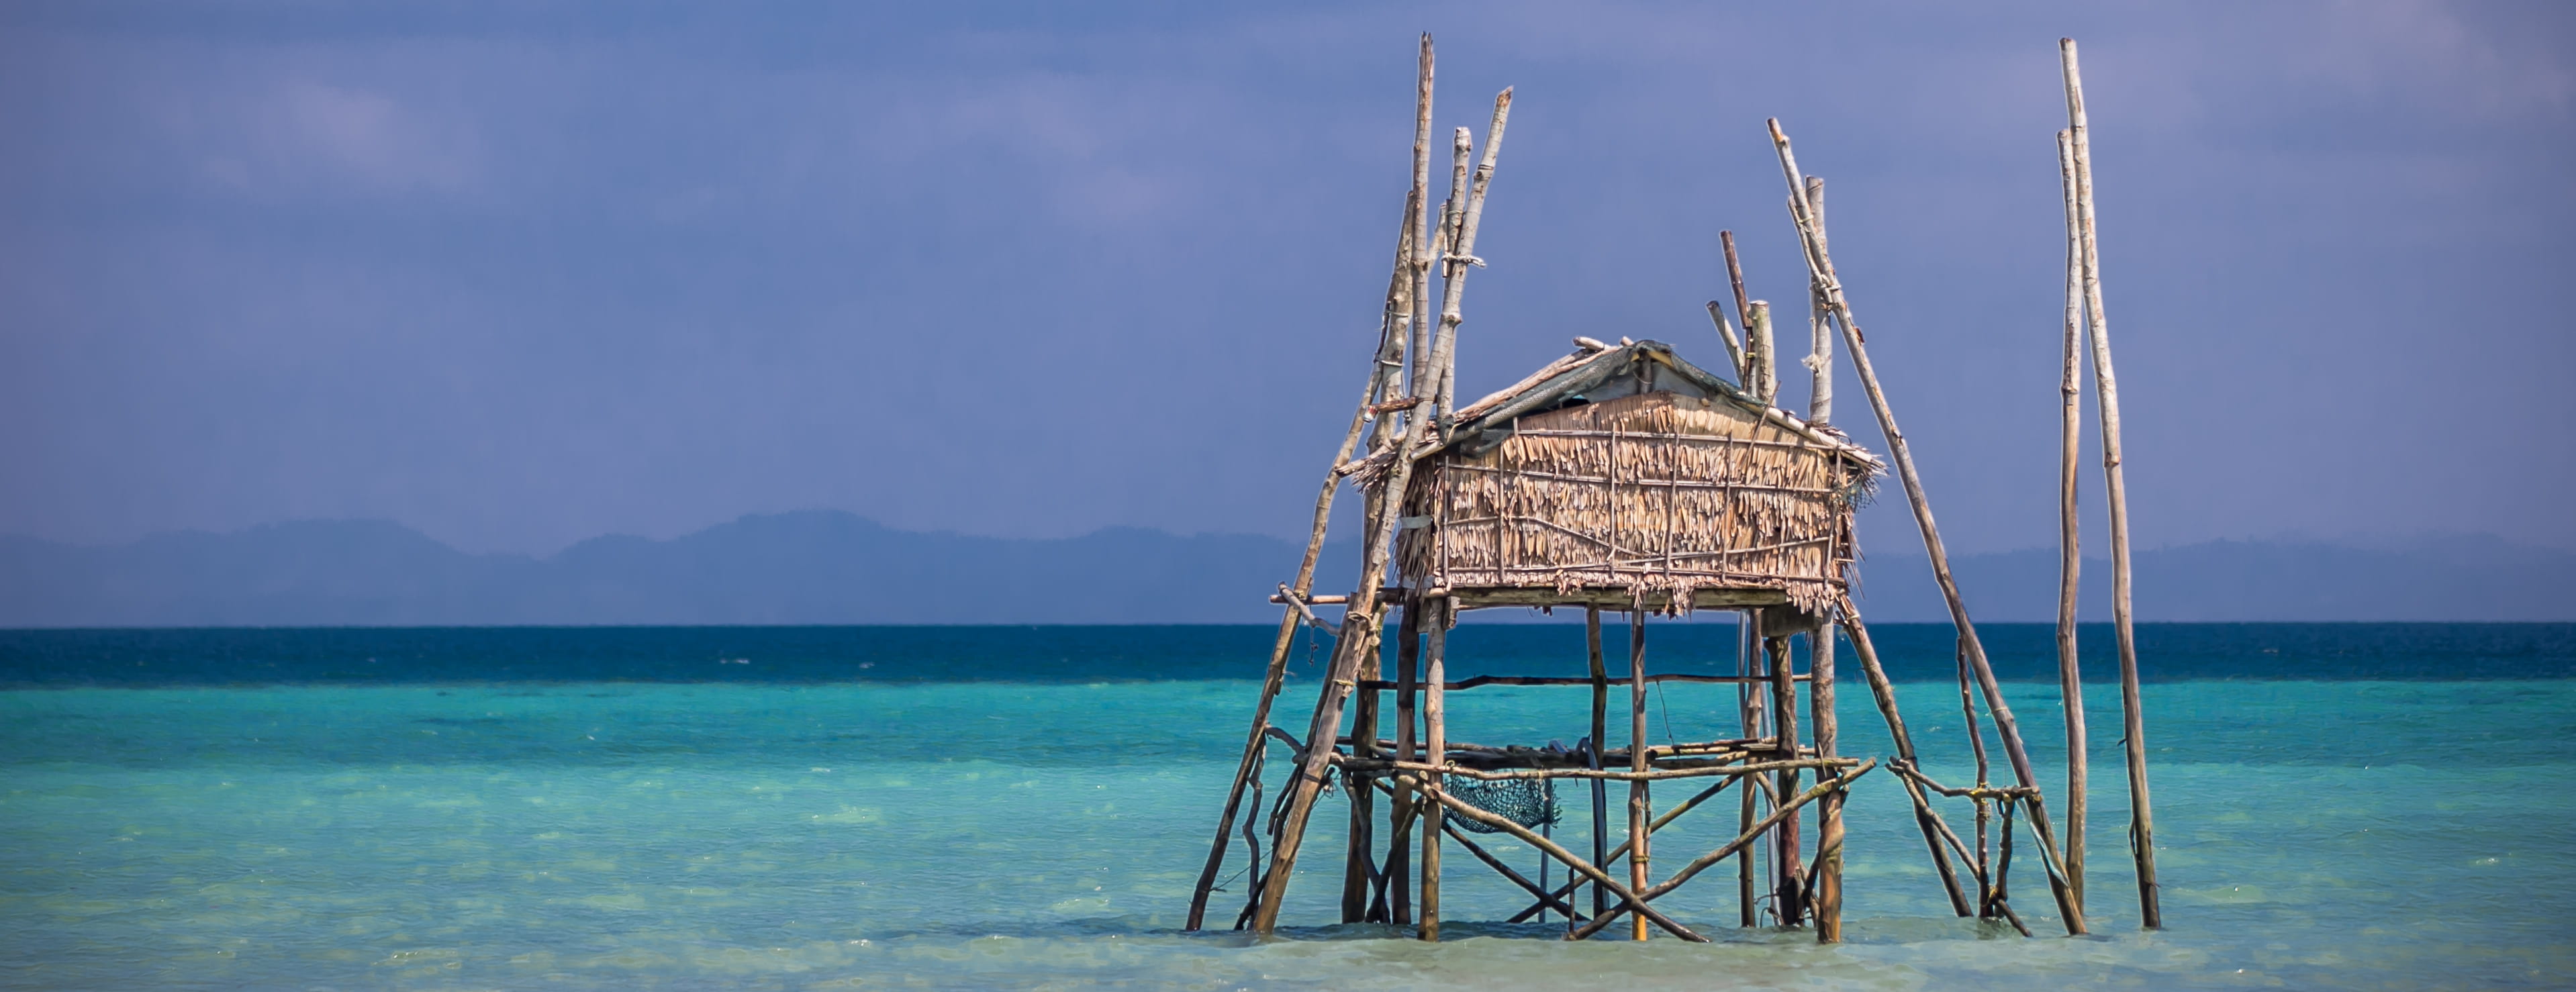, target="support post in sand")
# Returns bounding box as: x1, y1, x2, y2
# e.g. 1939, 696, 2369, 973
1767, 632, 1805, 926
1627, 609, 1652, 940
1811, 619, 1844, 942
1588, 604, 1611, 920
1342, 617, 1382, 923
1383, 597, 1422, 924
1737, 611, 1763, 926
2053, 126, 2089, 915
1770, 116, 2087, 934
1419, 596, 1451, 940
2060, 36, 2160, 930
